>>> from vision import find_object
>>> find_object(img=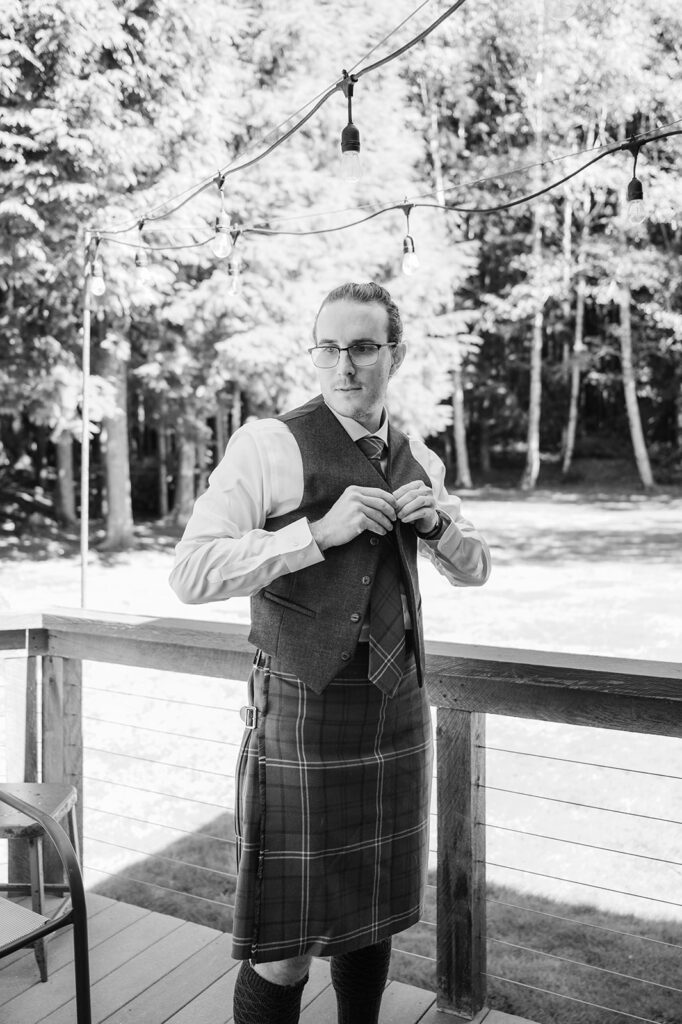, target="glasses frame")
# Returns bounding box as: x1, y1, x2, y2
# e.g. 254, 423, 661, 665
308, 342, 396, 368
